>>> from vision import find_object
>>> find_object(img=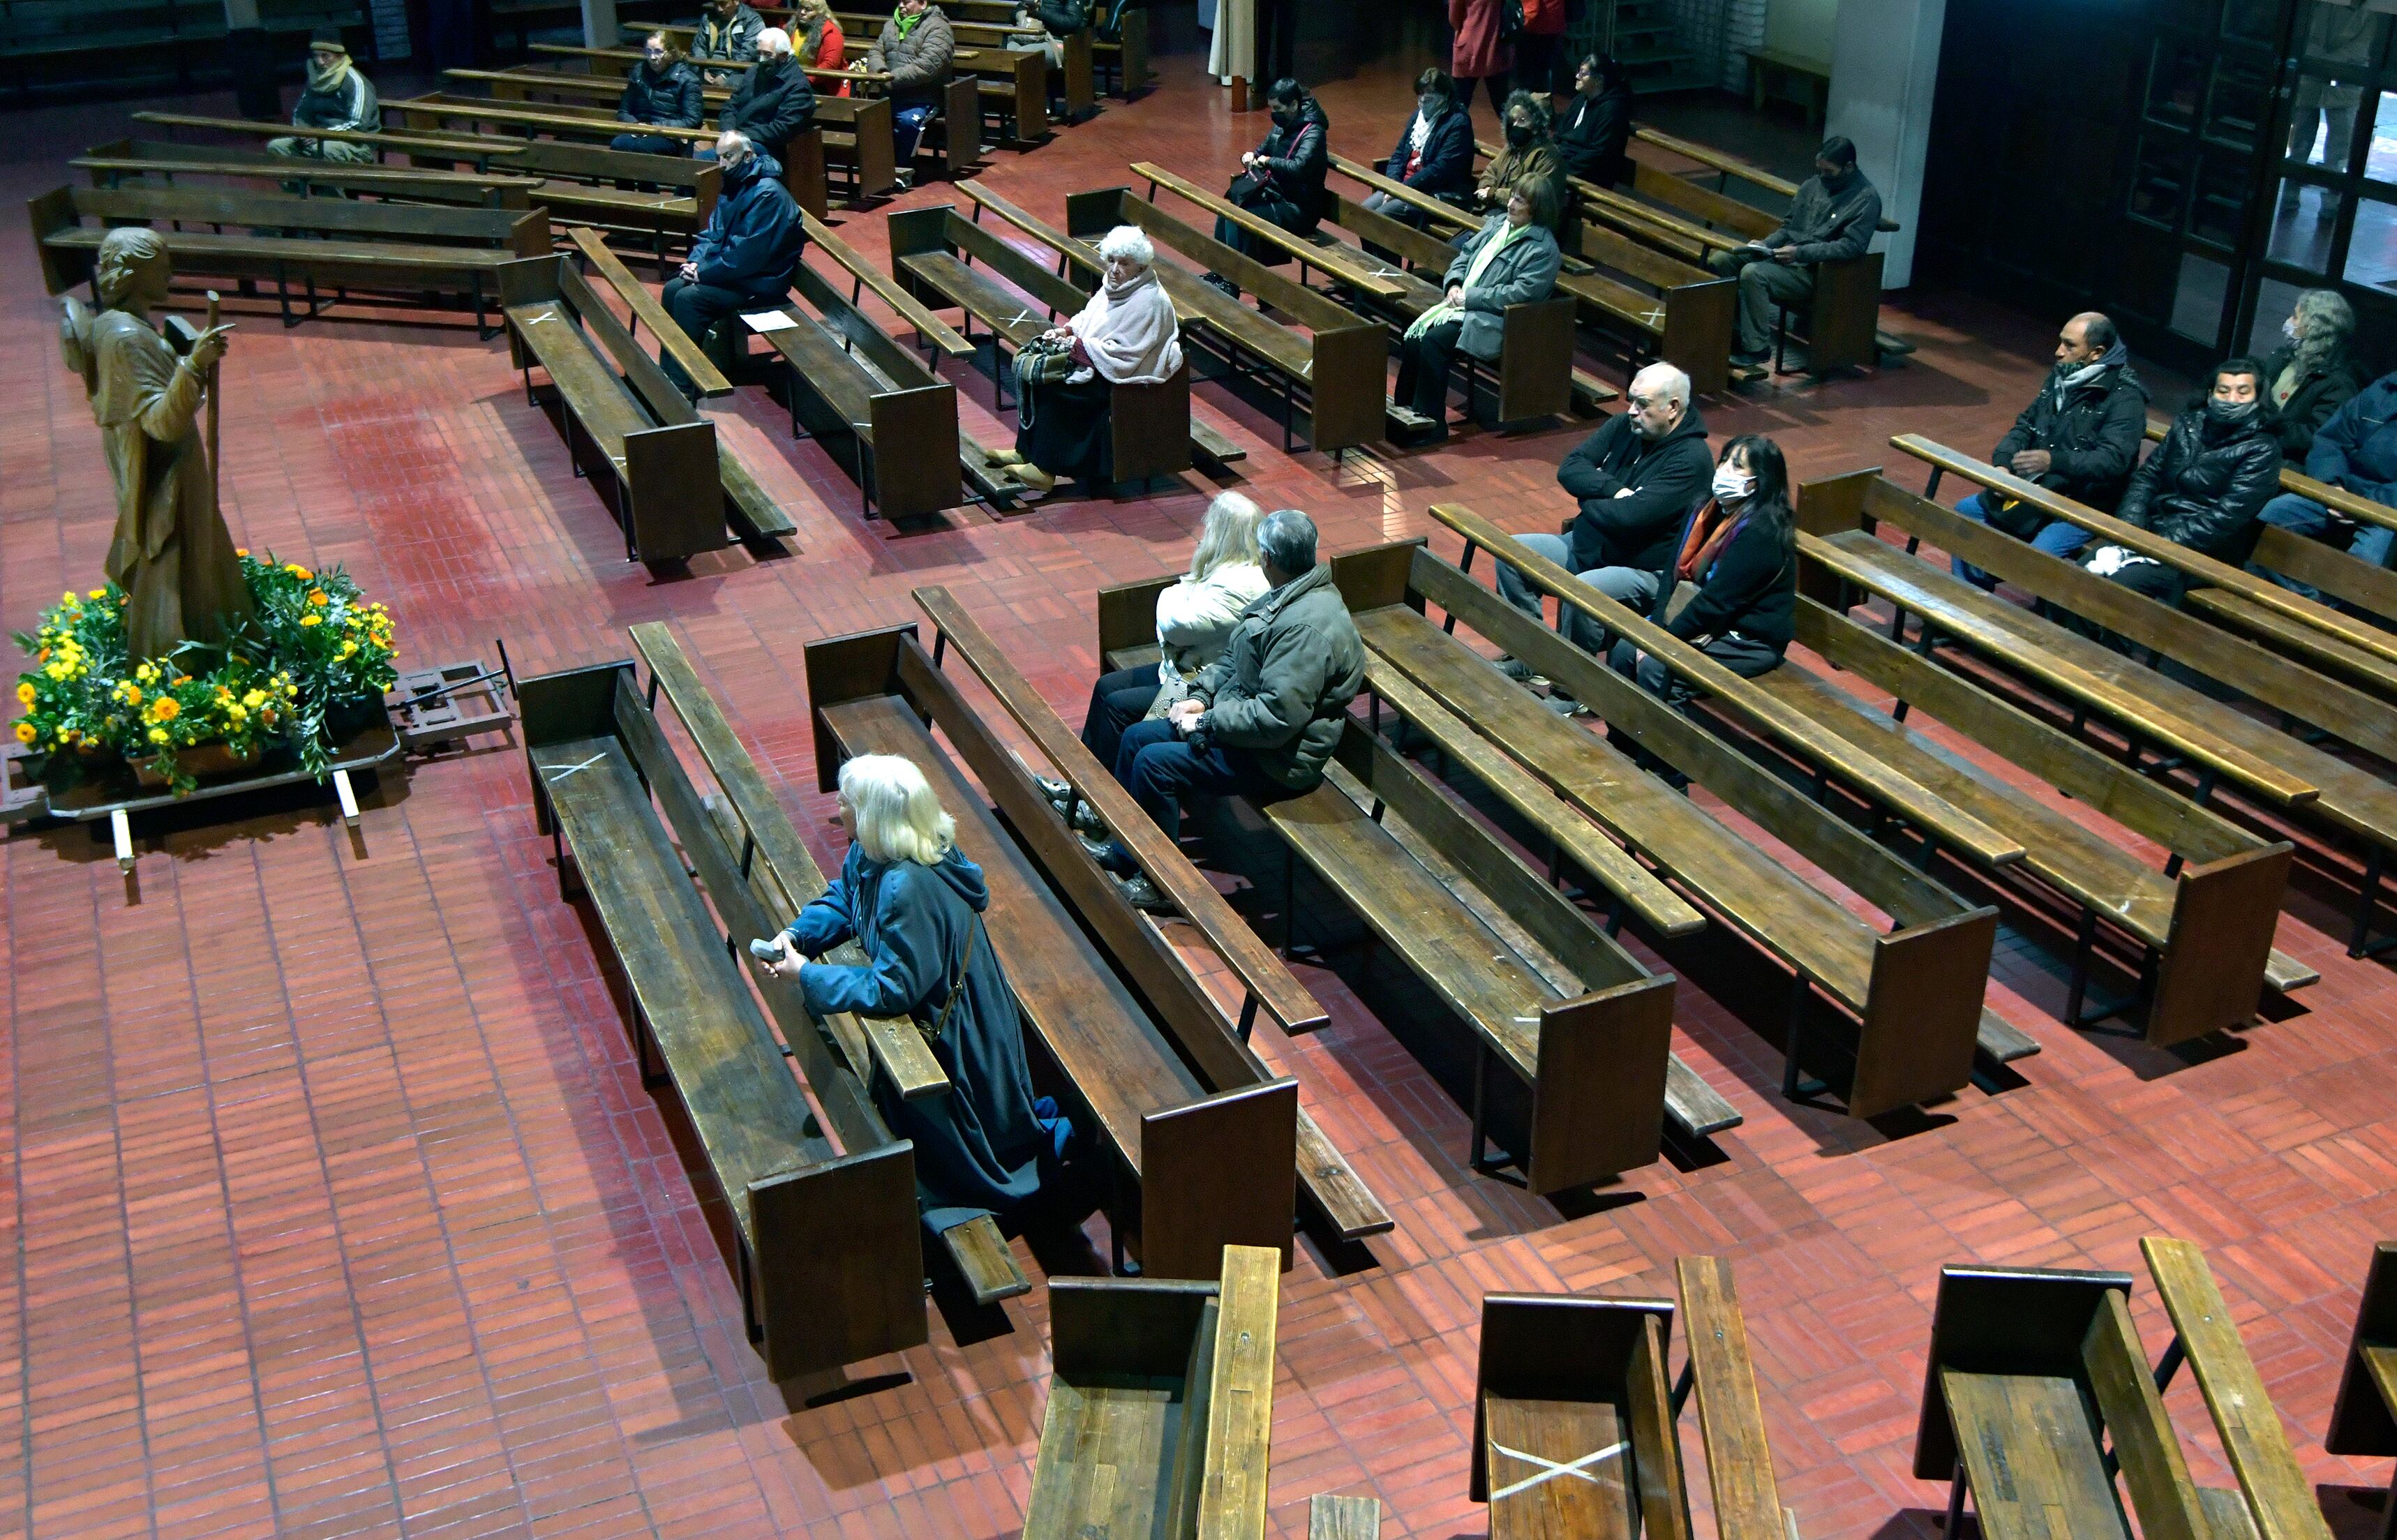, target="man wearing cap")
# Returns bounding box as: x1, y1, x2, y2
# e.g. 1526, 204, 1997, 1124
268, 29, 381, 164
1703, 136, 1881, 368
